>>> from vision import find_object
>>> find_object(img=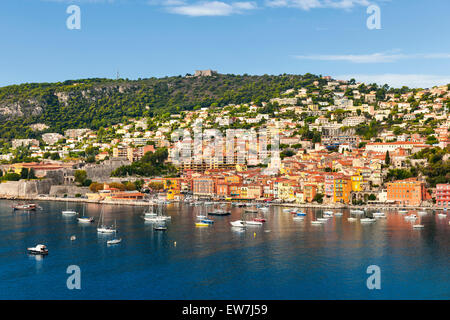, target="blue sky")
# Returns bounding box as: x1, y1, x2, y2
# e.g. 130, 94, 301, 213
0, 0, 449, 88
